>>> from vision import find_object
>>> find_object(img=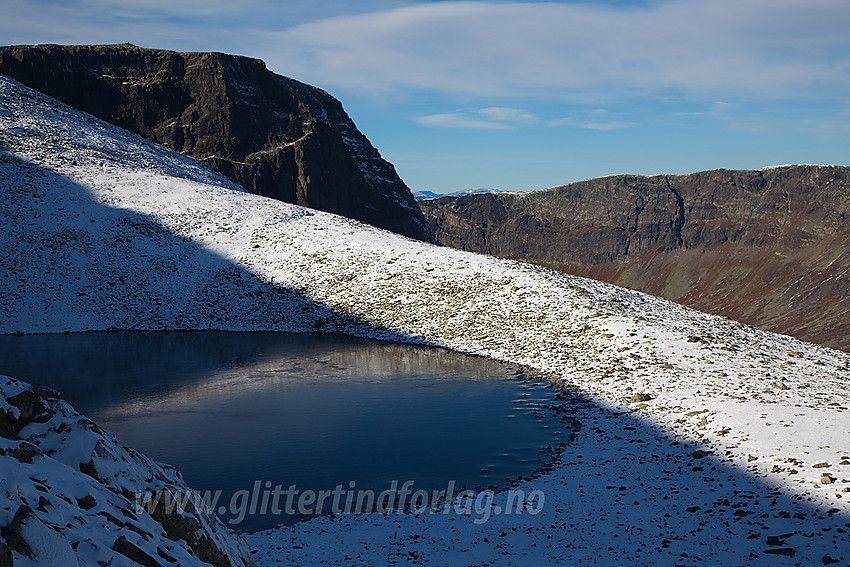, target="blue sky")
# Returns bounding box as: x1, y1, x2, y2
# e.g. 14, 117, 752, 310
2, 0, 849, 194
